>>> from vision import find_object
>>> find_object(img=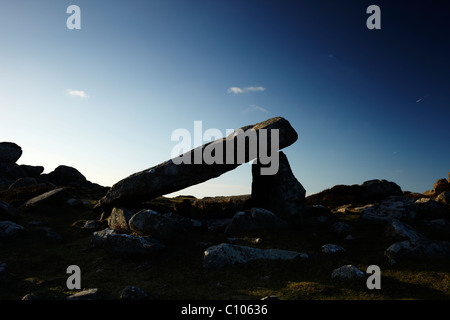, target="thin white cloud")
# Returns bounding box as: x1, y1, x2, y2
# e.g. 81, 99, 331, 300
227, 87, 244, 94
244, 104, 269, 114
67, 89, 89, 98
227, 86, 266, 94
